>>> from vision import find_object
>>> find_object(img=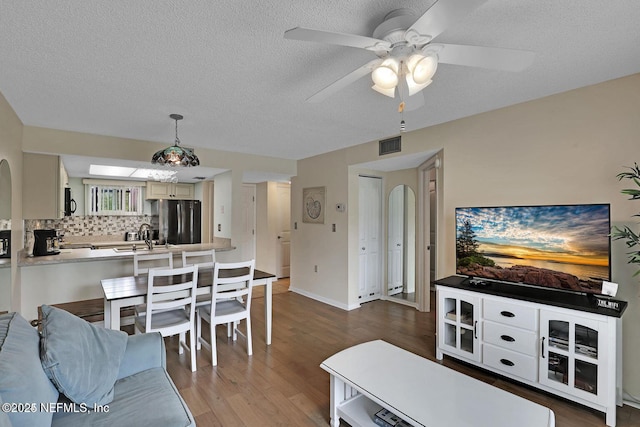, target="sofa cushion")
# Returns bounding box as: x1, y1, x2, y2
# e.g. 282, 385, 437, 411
0, 312, 59, 427
40, 305, 128, 406
51, 367, 195, 427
